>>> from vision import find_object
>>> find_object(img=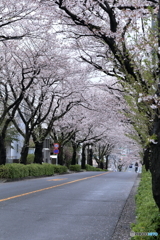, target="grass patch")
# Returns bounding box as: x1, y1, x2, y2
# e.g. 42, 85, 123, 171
131, 168, 160, 239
